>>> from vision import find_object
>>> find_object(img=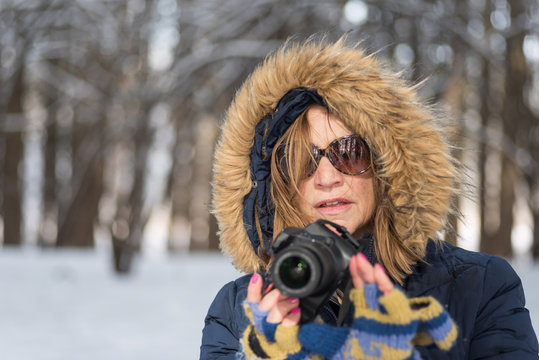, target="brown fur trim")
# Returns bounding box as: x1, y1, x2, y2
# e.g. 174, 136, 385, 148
211, 36, 460, 276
